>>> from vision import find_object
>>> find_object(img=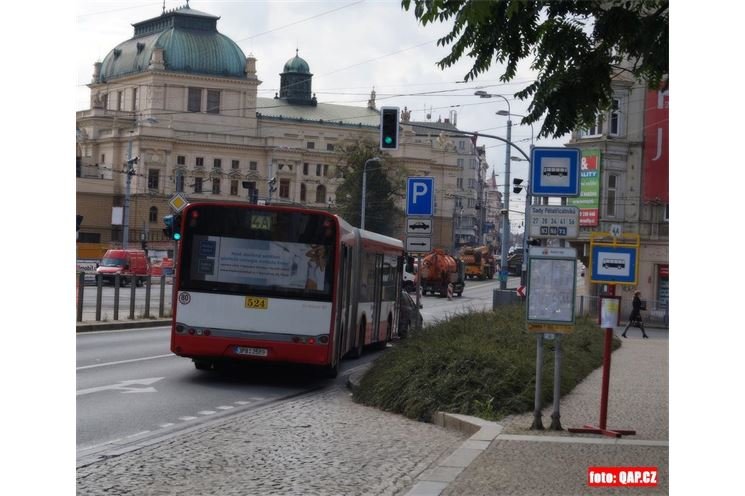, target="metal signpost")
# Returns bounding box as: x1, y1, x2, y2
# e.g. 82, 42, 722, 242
406, 177, 434, 310
525, 147, 581, 432
569, 232, 639, 438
